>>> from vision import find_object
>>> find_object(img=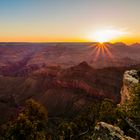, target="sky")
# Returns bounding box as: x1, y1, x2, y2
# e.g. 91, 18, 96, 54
0, 0, 140, 43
